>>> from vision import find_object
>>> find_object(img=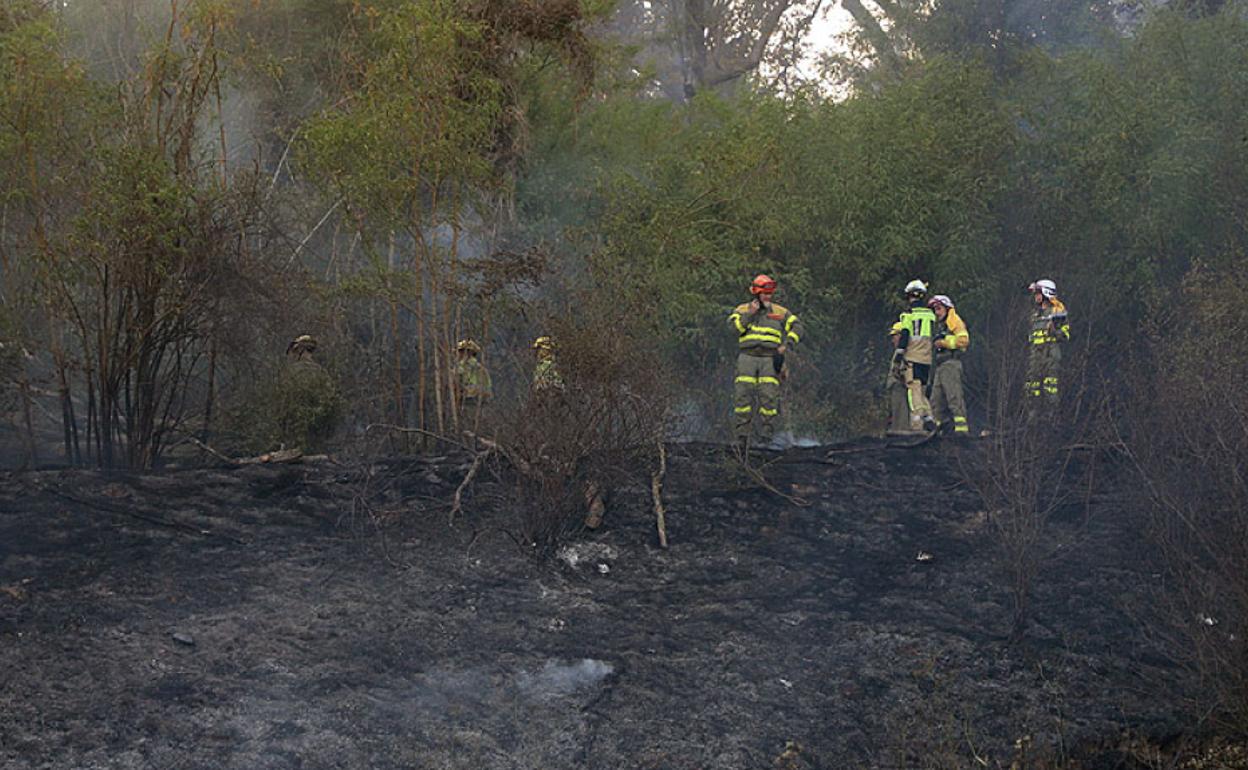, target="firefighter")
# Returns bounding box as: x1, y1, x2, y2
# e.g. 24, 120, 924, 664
728, 274, 803, 446
1025, 279, 1069, 406
529, 336, 604, 528
532, 336, 563, 391
927, 295, 970, 435
286, 334, 317, 362
278, 334, 340, 451
891, 280, 937, 433
454, 339, 492, 426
